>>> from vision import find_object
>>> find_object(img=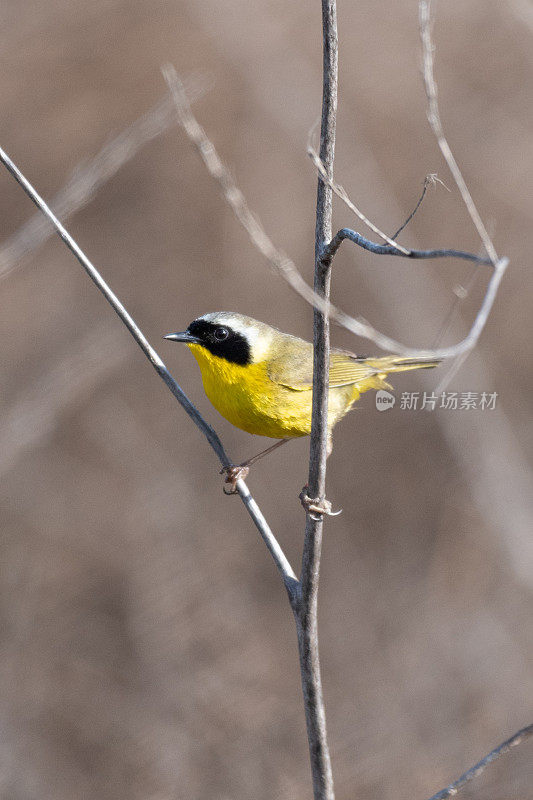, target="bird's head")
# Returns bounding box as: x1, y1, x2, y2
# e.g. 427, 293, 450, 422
164, 312, 277, 365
